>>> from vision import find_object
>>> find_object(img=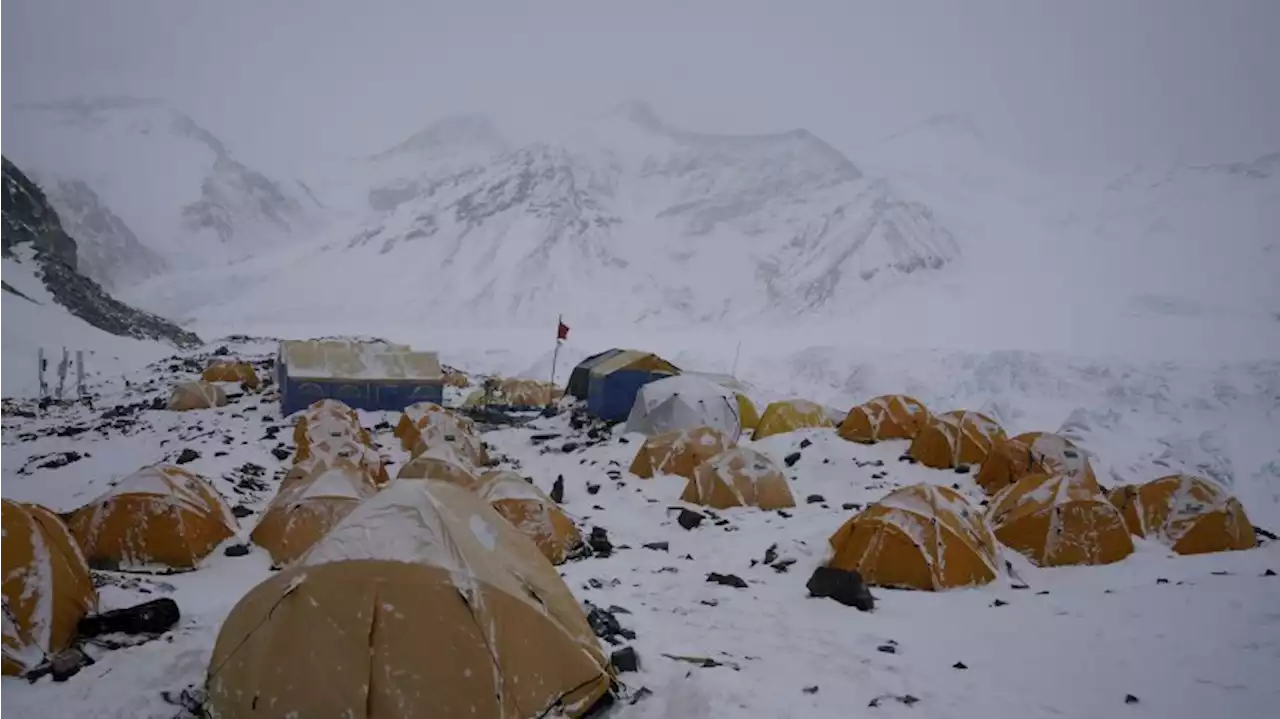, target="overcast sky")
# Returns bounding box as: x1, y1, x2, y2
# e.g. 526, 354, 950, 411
4, 0, 1278, 176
